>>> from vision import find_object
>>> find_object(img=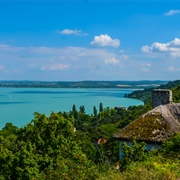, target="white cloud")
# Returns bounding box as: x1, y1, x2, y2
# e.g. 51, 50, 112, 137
0, 44, 23, 52
41, 63, 69, 71
90, 34, 120, 47
60, 29, 88, 36
0, 64, 9, 73
0, 65, 5, 71
169, 38, 180, 46
141, 68, 150, 73
164, 10, 180, 16
141, 38, 180, 58
168, 66, 180, 72
28, 64, 37, 68
145, 63, 151, 67
105, 58, 119, 64
1, 43, 179, 81
0, 43, 127, 79
29, 46, 58, 54
141, 63, 152, 73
